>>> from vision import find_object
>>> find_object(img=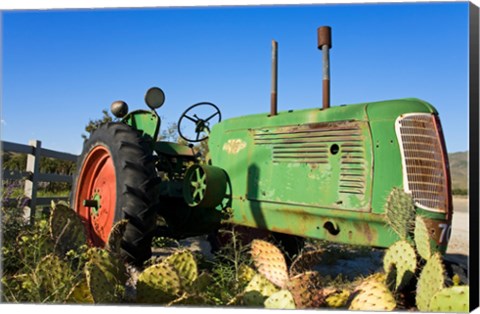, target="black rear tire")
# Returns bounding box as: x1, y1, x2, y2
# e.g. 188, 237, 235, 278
72, 122, 158, 265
